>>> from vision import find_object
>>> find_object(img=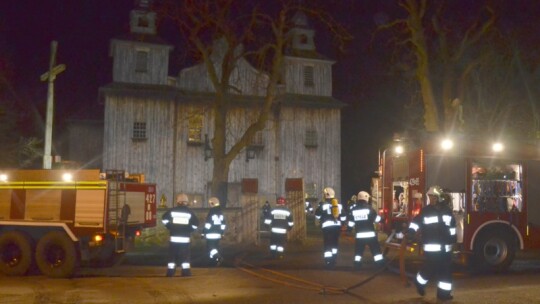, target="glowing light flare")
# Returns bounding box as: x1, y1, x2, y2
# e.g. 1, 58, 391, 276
394, 145, 404, 155
440, 139, 454, 150
94, 234, 103, 242
62, 173, 73, 182
492, 142, 504, 152
0, 174, 7, 182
